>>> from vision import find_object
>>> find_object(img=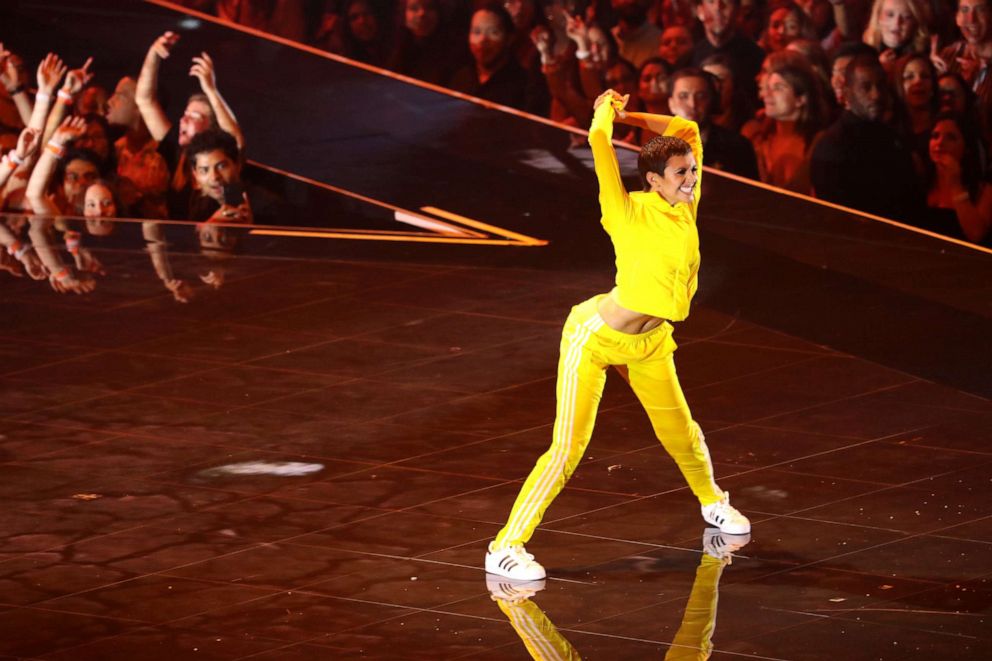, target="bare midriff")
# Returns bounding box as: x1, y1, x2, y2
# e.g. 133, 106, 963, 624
597, 291, 666, 335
